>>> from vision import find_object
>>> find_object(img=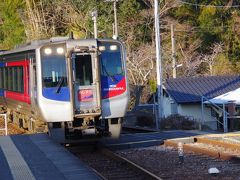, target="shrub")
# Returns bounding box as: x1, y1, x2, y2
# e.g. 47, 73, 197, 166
136, 115, 155, 127
160, 114, 198, 130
